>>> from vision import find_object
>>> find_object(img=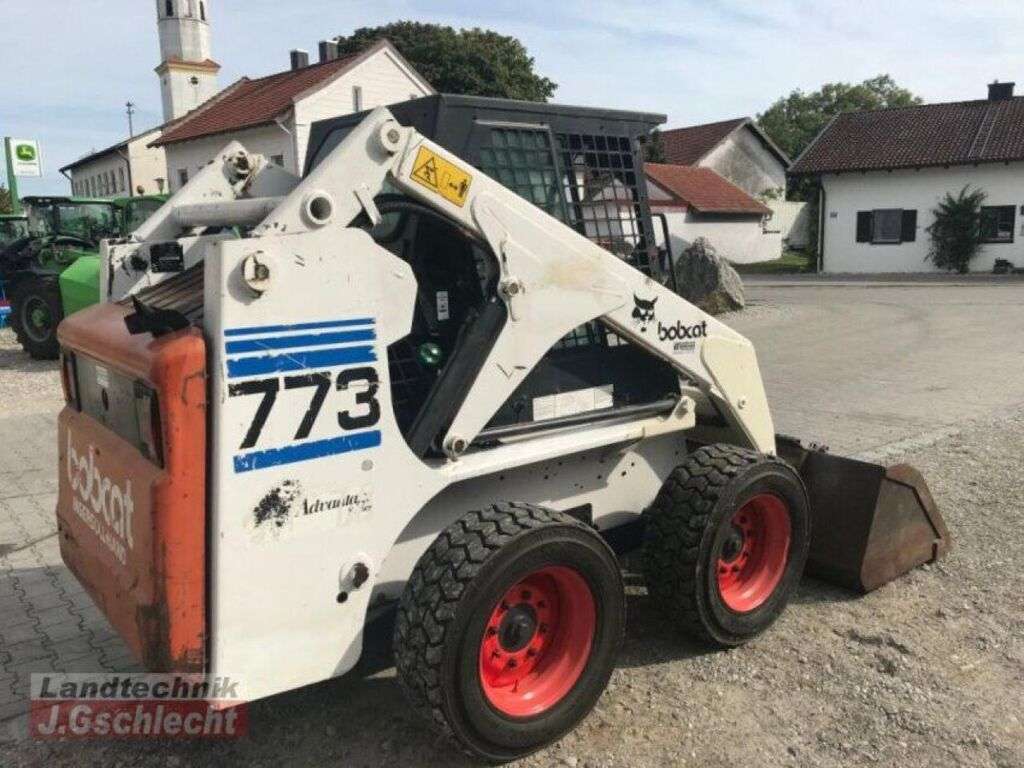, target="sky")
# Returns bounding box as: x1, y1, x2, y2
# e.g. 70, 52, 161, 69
3, 0, 1024, 195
